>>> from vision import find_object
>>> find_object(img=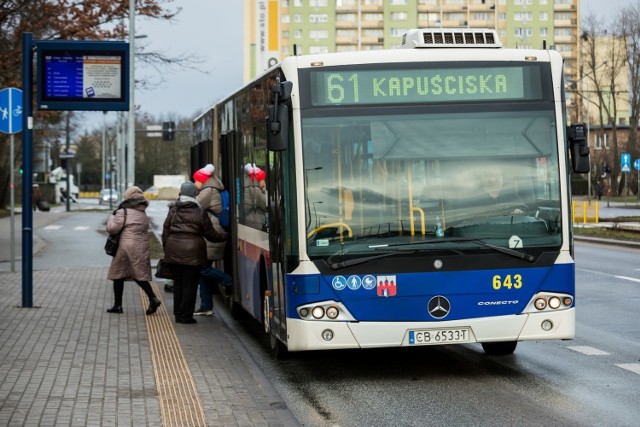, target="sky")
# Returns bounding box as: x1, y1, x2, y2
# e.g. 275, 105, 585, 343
581, 0, 637, 19
83, 0, 639, 129
83, 0, 244, 129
